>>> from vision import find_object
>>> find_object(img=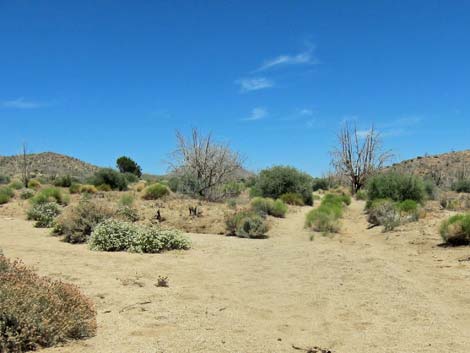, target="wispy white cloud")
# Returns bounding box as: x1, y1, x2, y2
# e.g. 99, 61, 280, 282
299, 108, 313, 116
255, 44, 318, 72
236, 77, 274, 92
1, 97, 47, 109
243, 107, 268, 121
